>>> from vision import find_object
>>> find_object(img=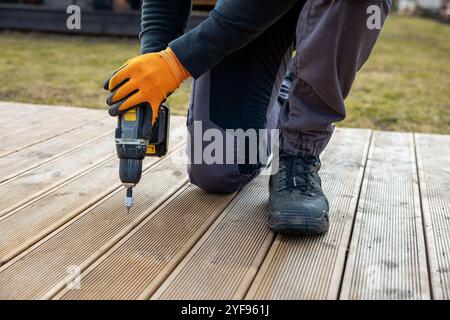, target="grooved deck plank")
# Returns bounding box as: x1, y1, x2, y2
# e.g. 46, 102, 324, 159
0, 112, 90, 139
0, 102, 104, 136
0, 117, 114, 183
0, 153, 188, 299
55, 185, 236, 300
245, 128, 371, 300
0, 118, 187, 266
152, 174, 272, 300
0, 107, 106, 157
0, 101, 52, 121
0, 110, 68, 137
0, 135, 115, 217
415, 133, 450, 300
339, 131, 430, 300
0, 102, 102, 118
